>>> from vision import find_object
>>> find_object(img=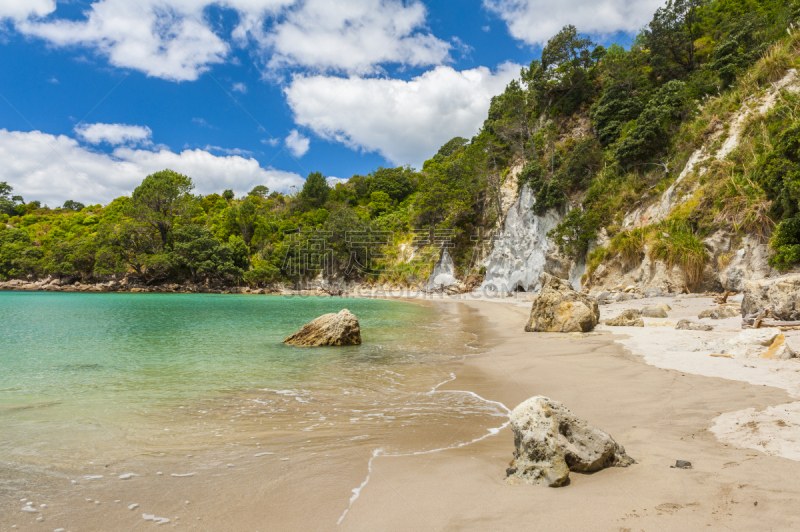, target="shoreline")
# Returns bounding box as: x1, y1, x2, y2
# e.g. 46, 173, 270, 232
5, 292, 800, 529
338, 297, 800, 530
